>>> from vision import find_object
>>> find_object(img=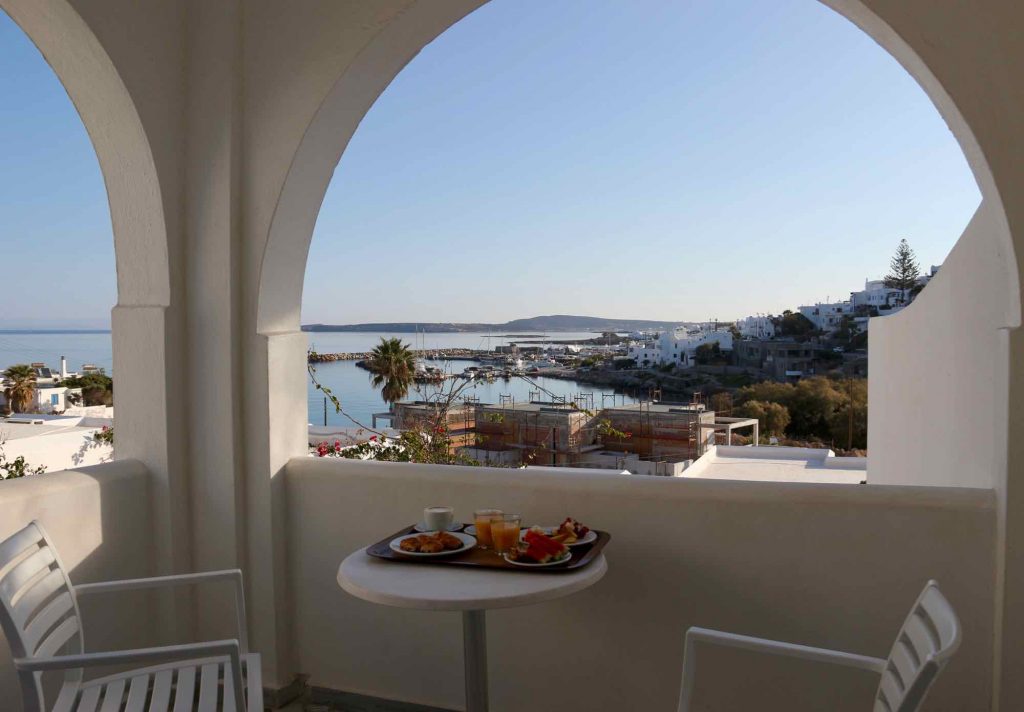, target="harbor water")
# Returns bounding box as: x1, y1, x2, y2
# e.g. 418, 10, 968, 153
0, 330, 638, 427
